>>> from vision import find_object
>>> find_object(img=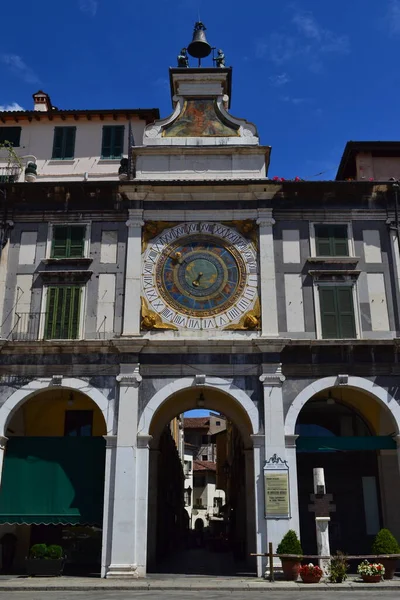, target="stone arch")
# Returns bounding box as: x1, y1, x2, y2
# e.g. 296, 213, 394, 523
285, 375, 400, 436
0, 377, 113, 437
137, 376, 259, 442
